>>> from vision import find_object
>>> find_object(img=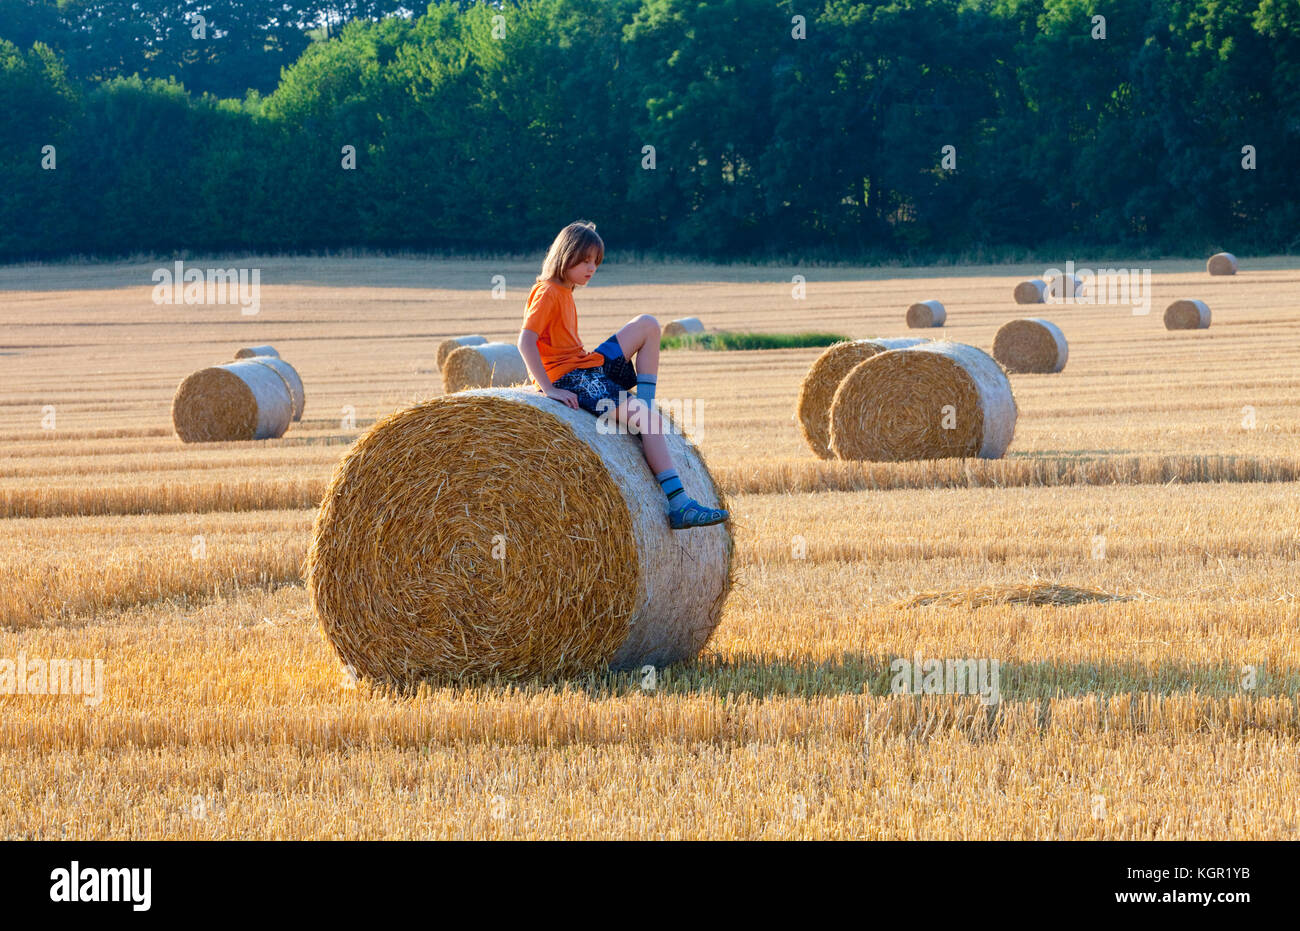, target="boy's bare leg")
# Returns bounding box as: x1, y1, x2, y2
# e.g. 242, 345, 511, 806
617, 396, 727, 528
617, 397, 672, 473
611, 314, 660, 376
